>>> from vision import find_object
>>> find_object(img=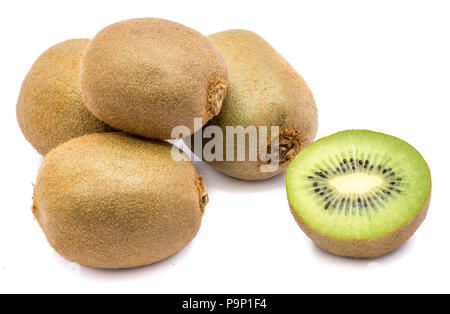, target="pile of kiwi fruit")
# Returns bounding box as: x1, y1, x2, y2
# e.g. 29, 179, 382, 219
17, 17, 431, 269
